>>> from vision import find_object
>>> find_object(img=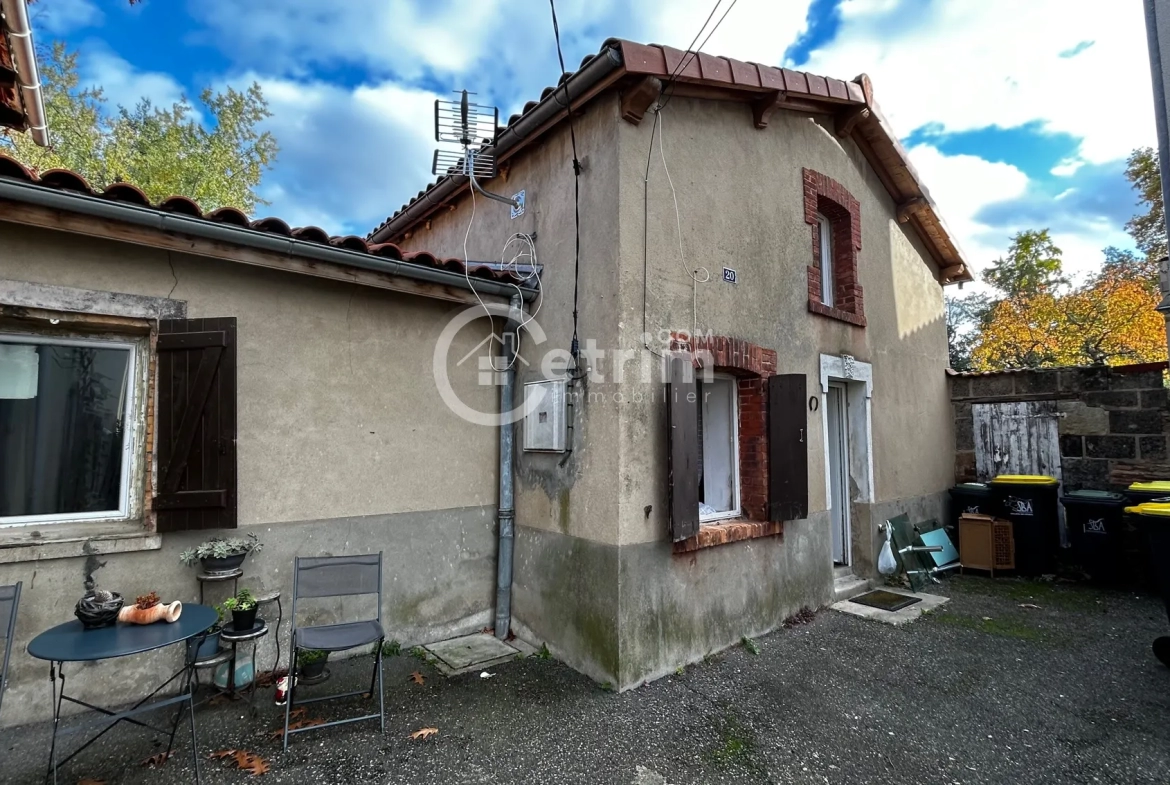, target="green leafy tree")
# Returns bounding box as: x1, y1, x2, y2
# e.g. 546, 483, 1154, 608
1124, 146, 1167, 261
0, 43, 277, 212
945, 293, 992, 371
982, 229, 1067, 298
